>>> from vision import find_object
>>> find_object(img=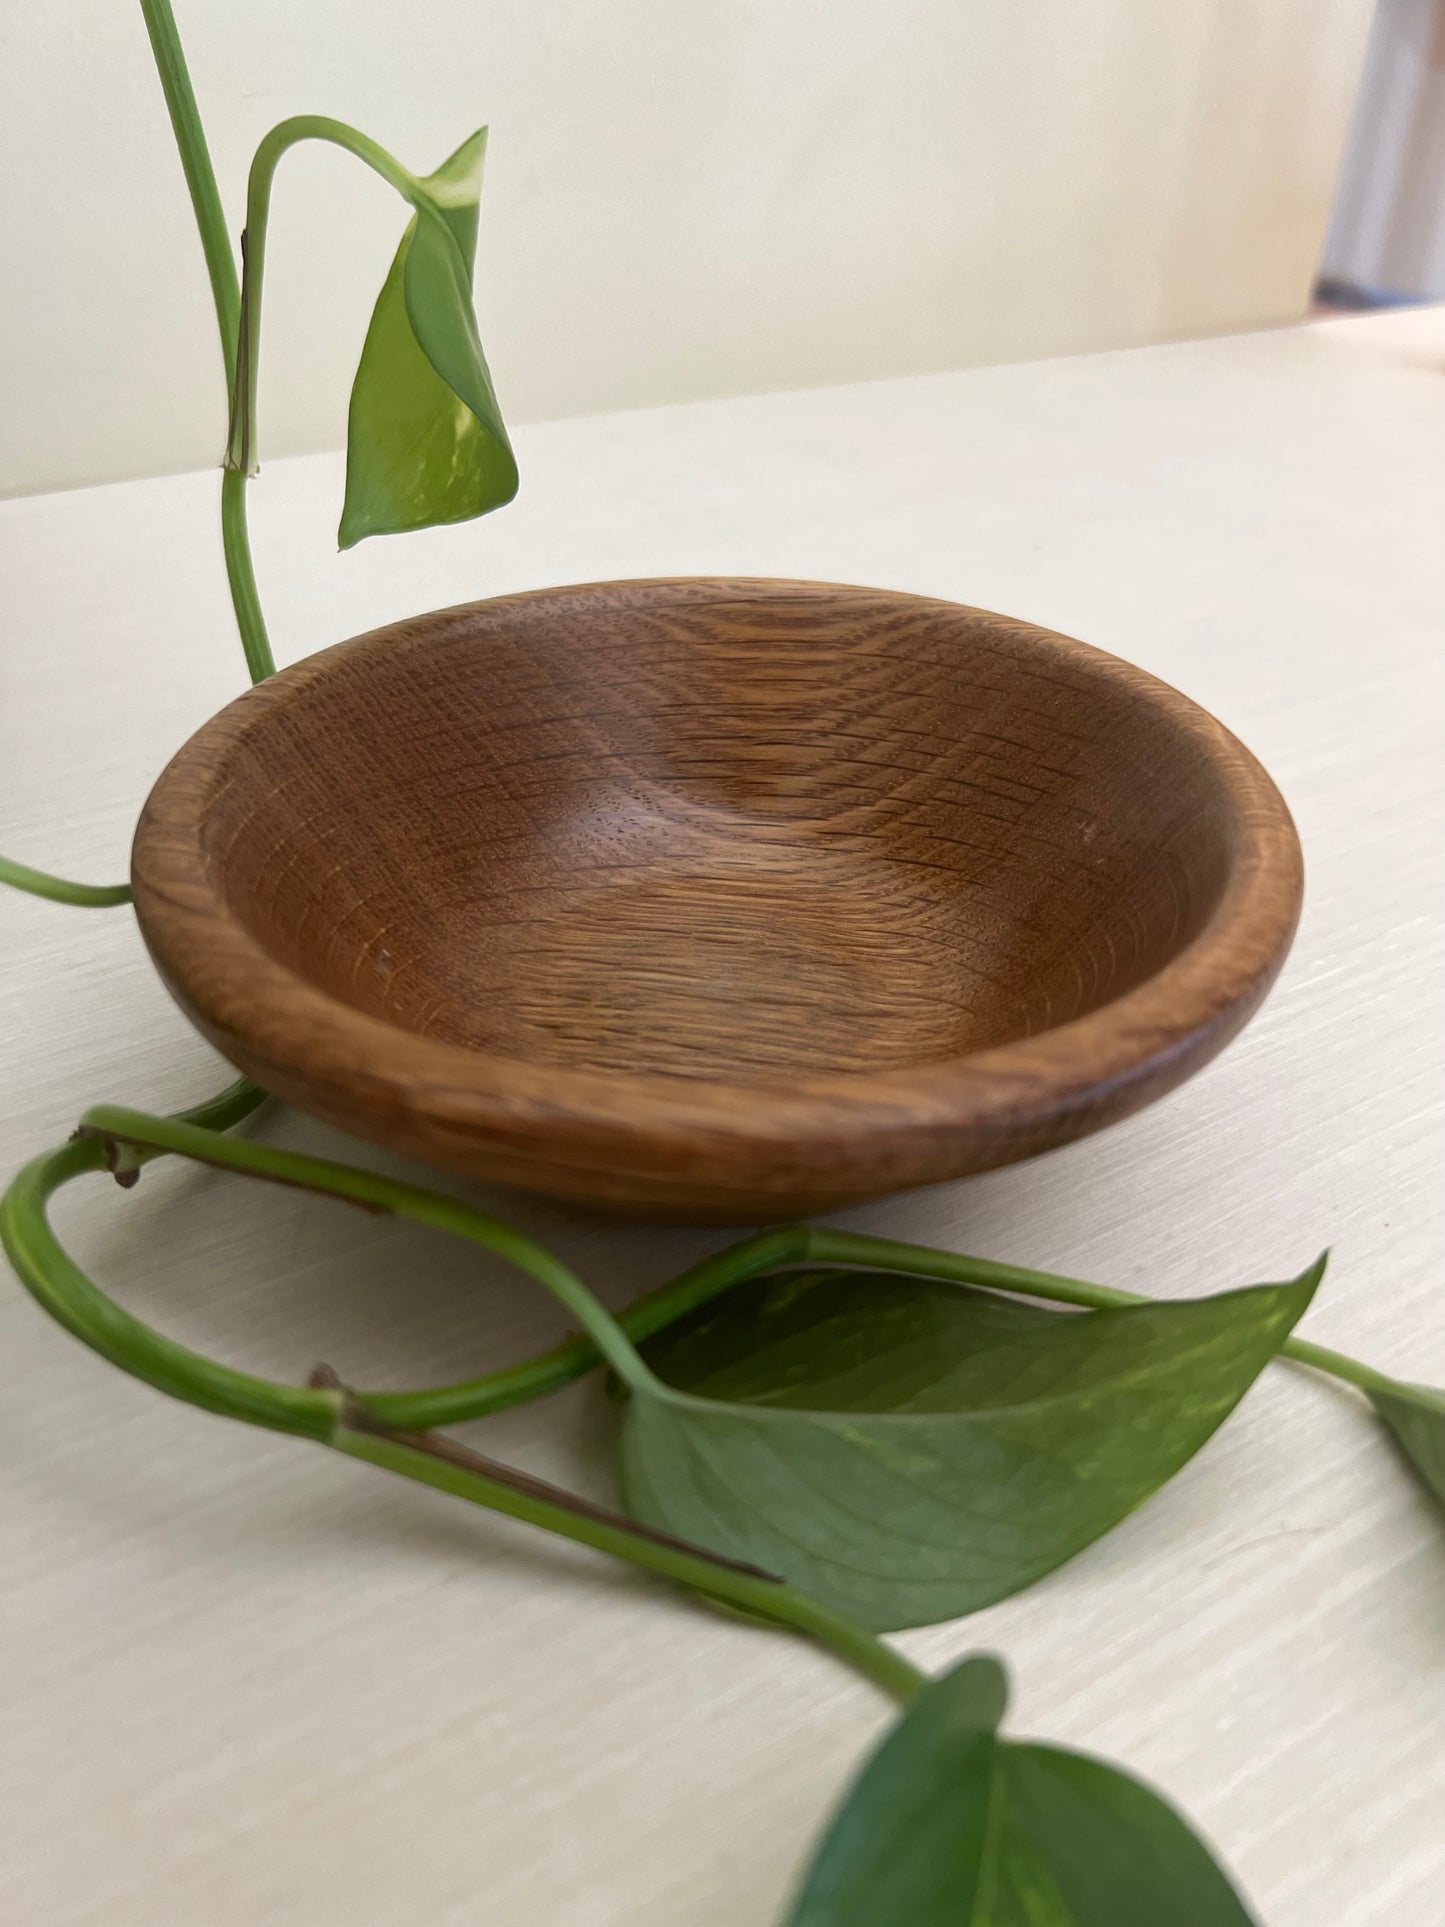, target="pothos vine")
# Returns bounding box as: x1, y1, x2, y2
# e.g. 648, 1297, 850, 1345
3, 6, 1441, 1921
